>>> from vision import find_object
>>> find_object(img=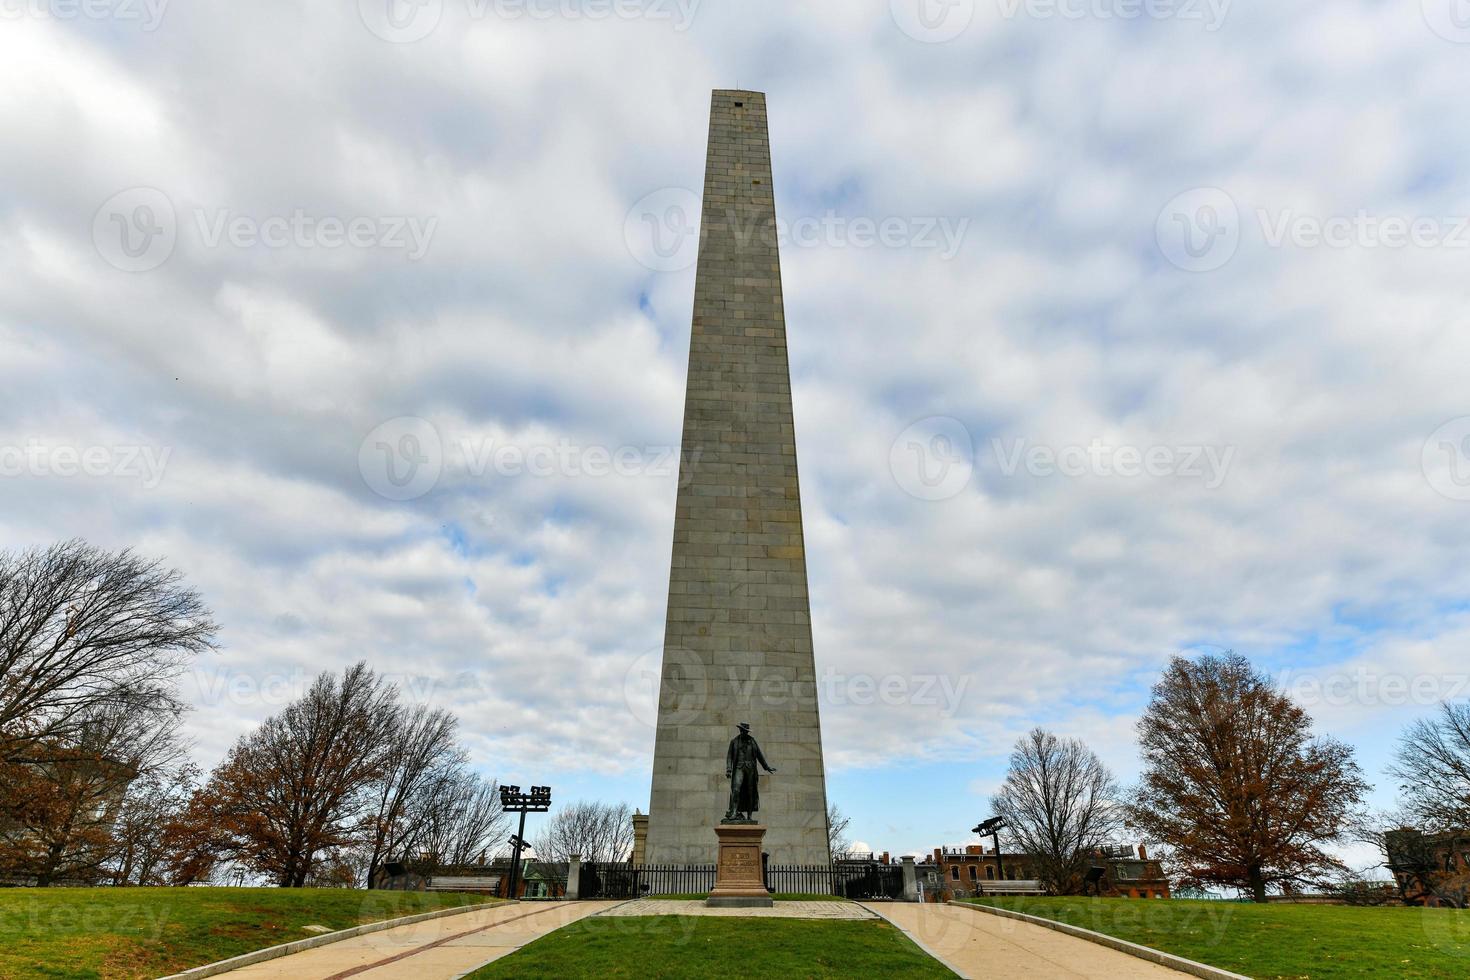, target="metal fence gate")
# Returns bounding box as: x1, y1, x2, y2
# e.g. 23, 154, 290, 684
580, 861, 904, 900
